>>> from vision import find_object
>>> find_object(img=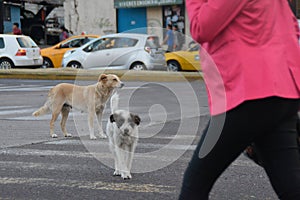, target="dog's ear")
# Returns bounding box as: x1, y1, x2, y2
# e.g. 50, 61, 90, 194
99, 74, 107, 82
132, 114, 141, 126
110, 114, 115, 123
